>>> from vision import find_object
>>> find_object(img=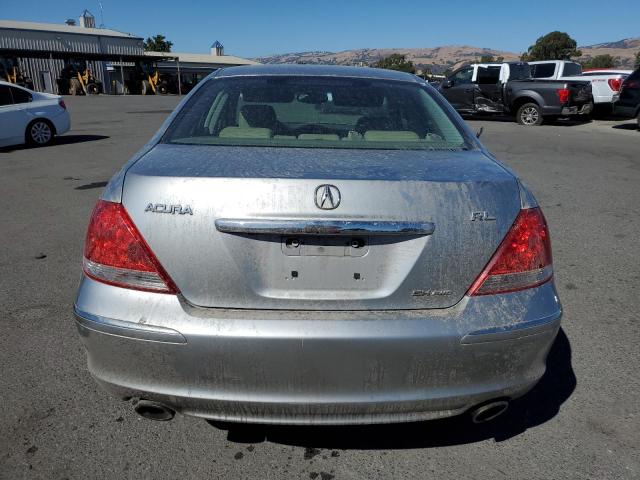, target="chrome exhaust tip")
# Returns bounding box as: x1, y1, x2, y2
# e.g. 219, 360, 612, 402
470, 400, 509, 424
134, 400, 175, 421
